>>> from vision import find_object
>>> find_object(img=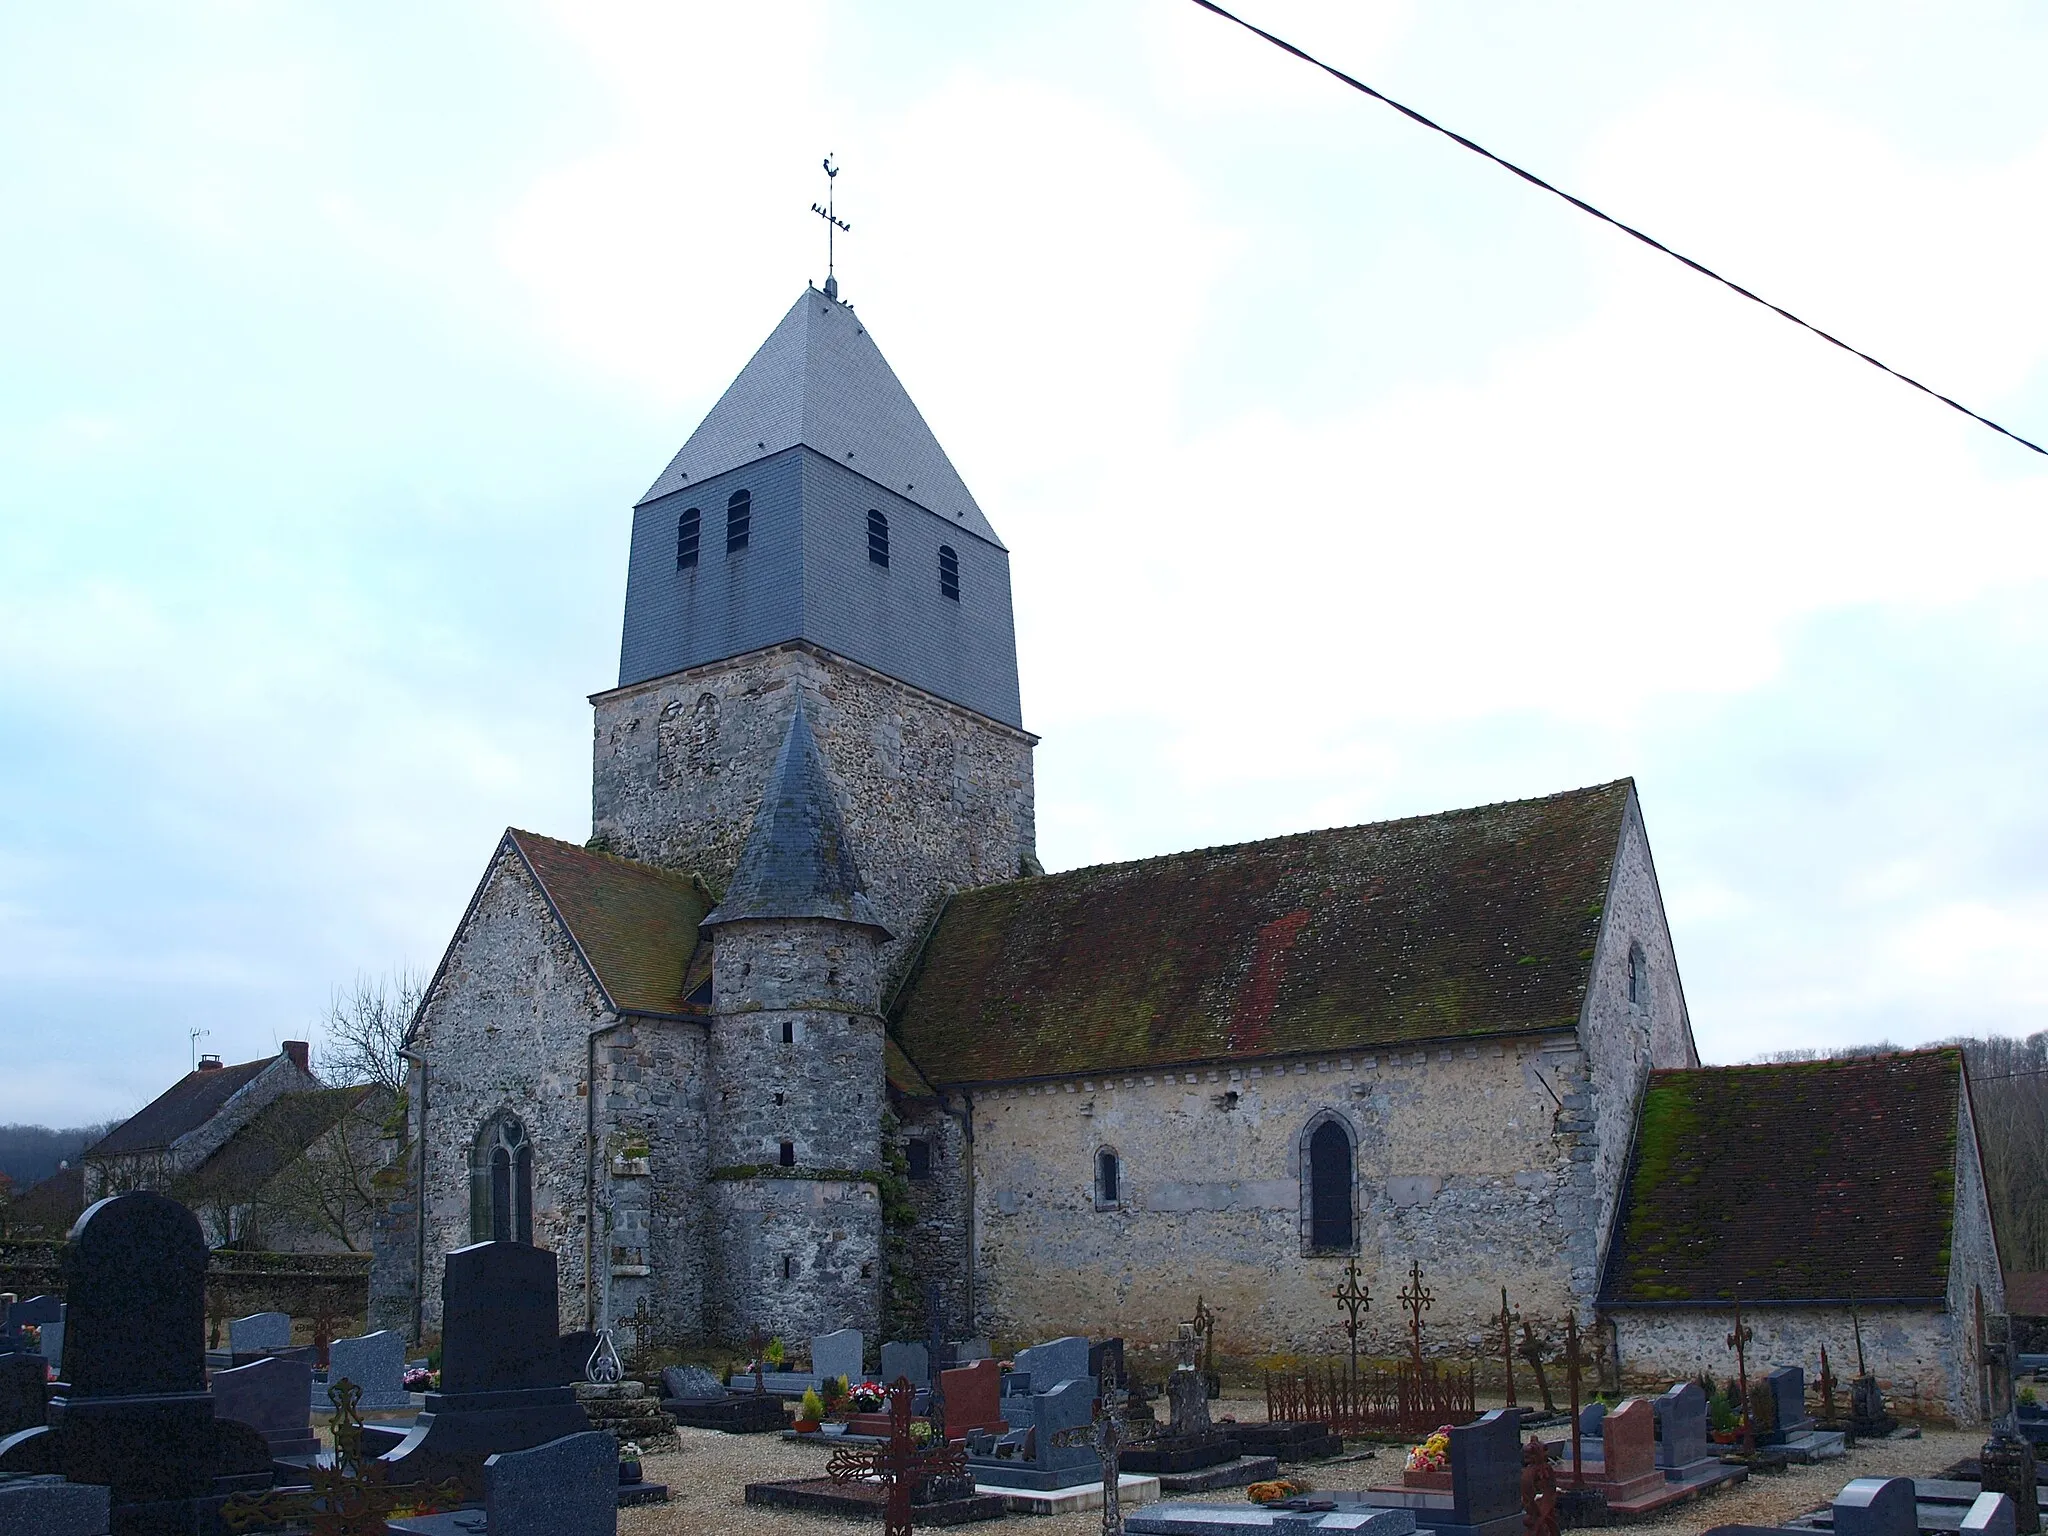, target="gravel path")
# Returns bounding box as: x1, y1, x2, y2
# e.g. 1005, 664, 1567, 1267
615, 1403, 1980, 1536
